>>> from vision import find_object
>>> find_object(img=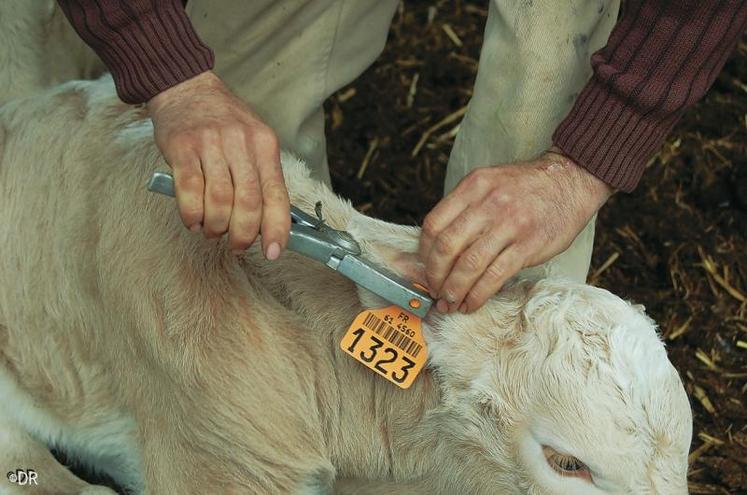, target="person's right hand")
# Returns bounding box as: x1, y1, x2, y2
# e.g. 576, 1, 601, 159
147, 70, 290, 260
